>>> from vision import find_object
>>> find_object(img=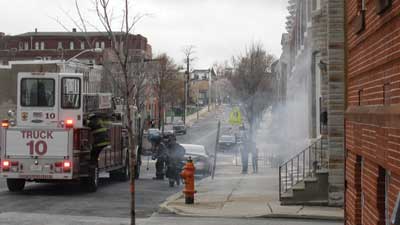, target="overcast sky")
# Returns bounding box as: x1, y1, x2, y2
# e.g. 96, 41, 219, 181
0, 0, 288, 68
